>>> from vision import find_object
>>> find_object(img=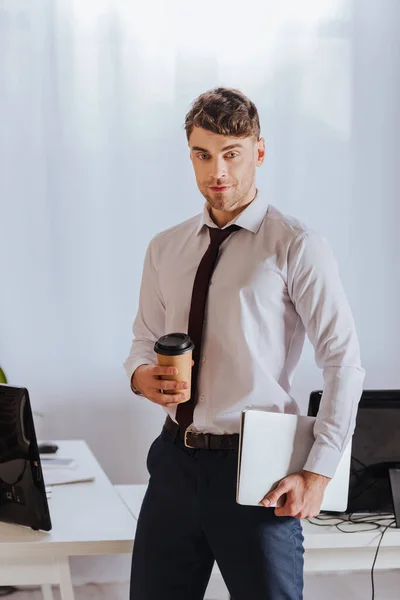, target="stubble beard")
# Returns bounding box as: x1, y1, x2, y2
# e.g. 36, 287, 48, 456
201, 185, 240, 212
201, 177, 254, 213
